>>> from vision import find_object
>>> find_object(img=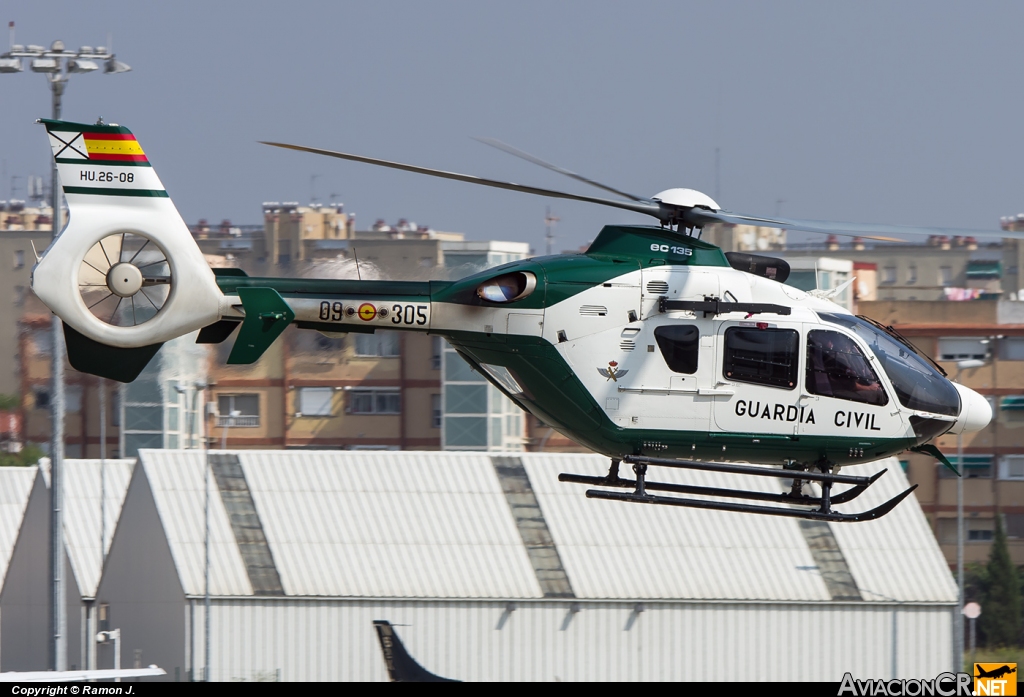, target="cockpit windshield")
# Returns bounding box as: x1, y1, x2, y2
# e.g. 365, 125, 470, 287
817, 313, 960, 417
